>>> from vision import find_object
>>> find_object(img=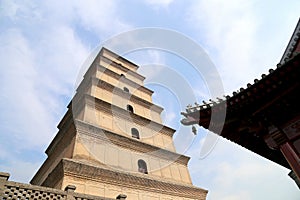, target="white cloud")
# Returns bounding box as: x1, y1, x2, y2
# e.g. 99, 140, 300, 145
0, 159, 42, 183
133, 50, 166, 79
0, 0, 134, 147
0, 144, 43, 182
0, 0, 131, 183
71, 0, 132, 35
35, 0, 132, 37
0, 0, 19, 19
144, 0, 174, 8
187, 135, 299, 200
186, 0, 258, 92
161, 110, 176, 127
187, 1, 300, 95
0, 29, 54, 148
